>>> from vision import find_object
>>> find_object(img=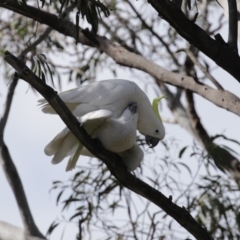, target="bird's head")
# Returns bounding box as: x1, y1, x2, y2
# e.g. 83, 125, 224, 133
144, 97, 165, 148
